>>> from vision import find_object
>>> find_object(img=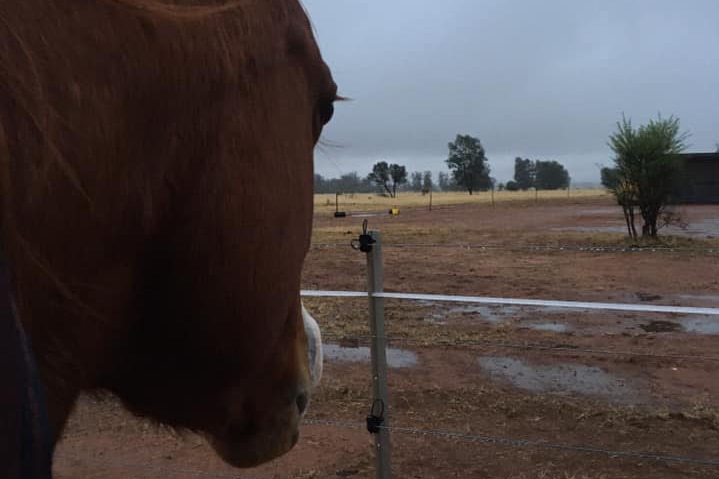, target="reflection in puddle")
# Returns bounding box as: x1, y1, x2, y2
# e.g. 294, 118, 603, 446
551, 226, 626, 234
582, 207, 618, 215
323, 343, 418, 368
478, 356, 634, 400
680, 316, 719, 335
529, 322, 570, 333
677, 294, 719, 302
551, 218, 719, 238
445, 305, 514, 323
416, 300, 718, 336
640, 320, 682, 333
677, 218, 719, 237
428, 302, 588, 326
418, 300, 449, 324
348, 213, 384, 218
